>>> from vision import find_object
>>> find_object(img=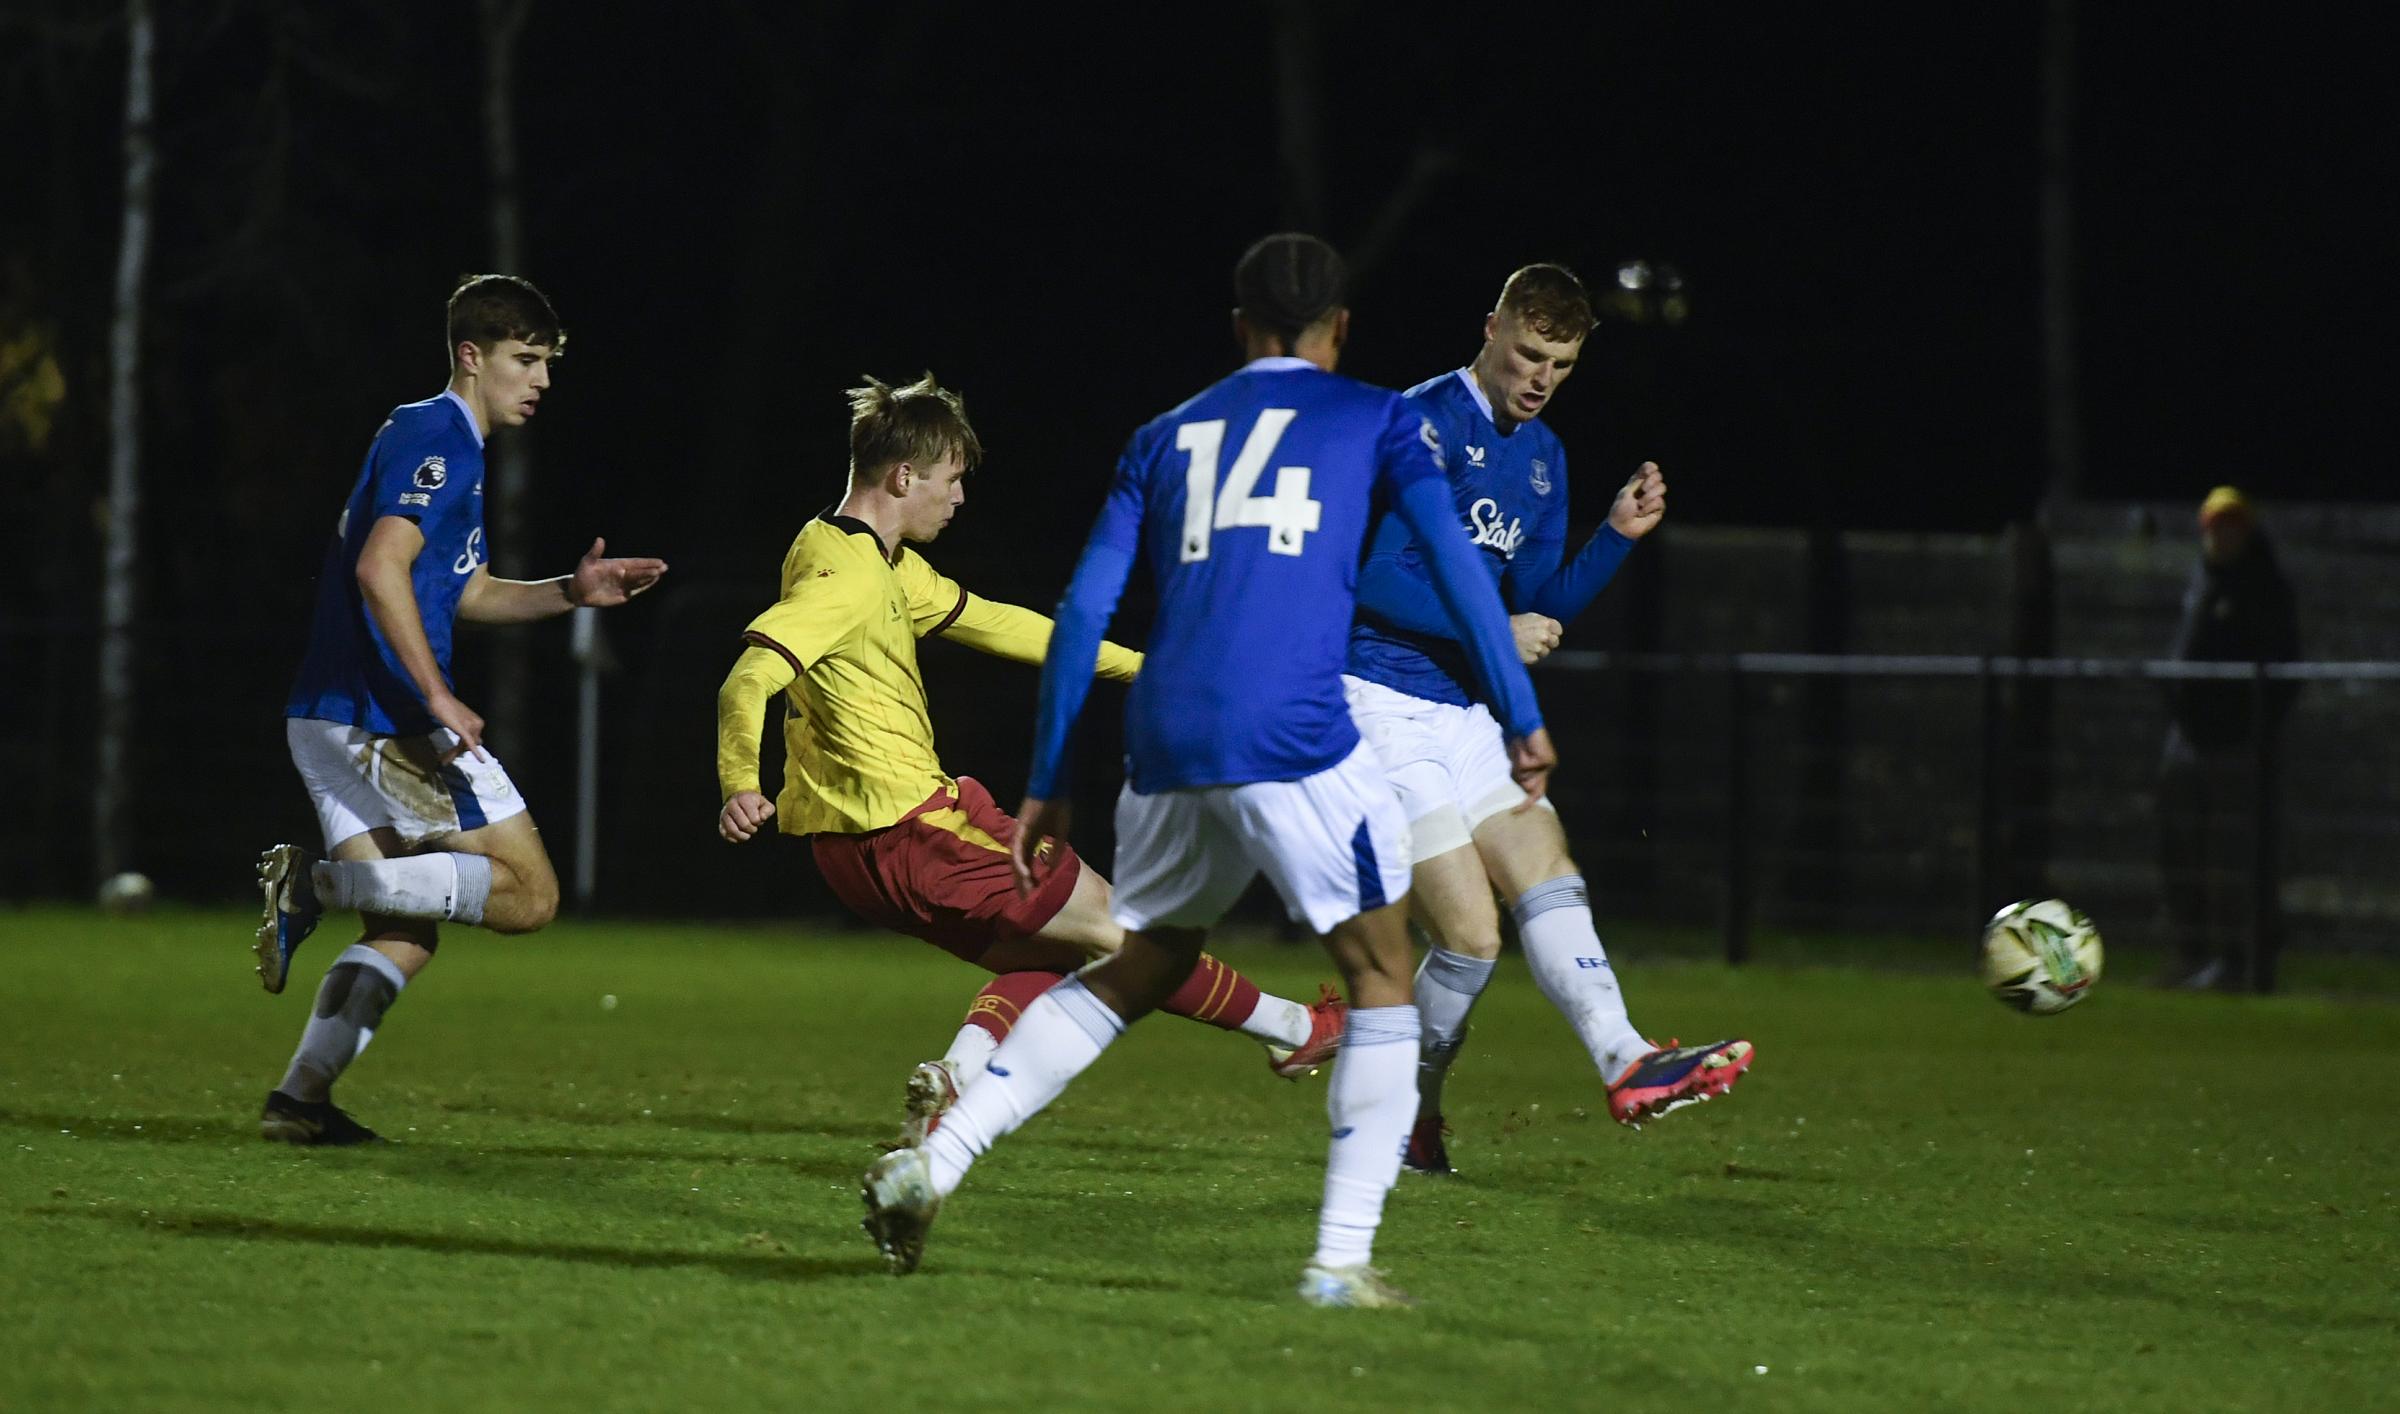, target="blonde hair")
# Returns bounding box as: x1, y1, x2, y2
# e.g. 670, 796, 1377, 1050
846, 372, 982, 481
